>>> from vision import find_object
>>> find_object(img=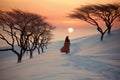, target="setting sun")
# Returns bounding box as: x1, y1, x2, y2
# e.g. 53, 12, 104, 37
68, 28, 74, 33
0, 0, 120, 41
